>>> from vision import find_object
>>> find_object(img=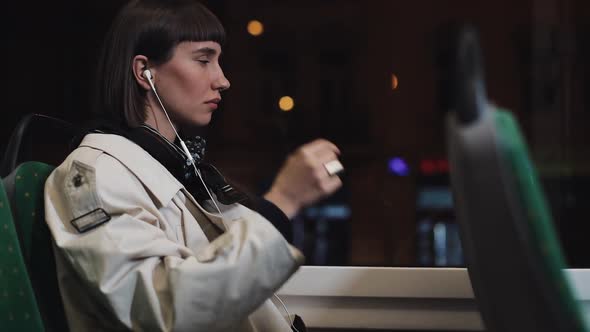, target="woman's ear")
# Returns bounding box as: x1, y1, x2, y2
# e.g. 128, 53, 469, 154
132, 55, 152, 91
